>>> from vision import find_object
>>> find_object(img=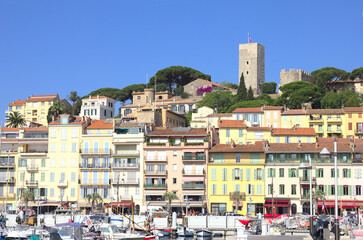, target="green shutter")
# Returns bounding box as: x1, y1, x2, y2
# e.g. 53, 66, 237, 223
45, 188, 48, 197
338, 185, 343, 196
240, 168, 243, 181
212, 168, 216, 180
324, 185, 328, 195
349, 186, 352, 196
328, 185, 331, 195
17, 188, 20, 197
349, 169, 351, 178
296, 169, 299, 178
261, 169, 264, 180
18, 159, 21, 167
254, 169, 257, 181
288, 168, 291, 178
268, 169, 270, 178
337, 169, 339, 178
246, 168, 251, 181
24, 159, 27, 167
273, 168, 276, 178
315, 169, 318, 178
